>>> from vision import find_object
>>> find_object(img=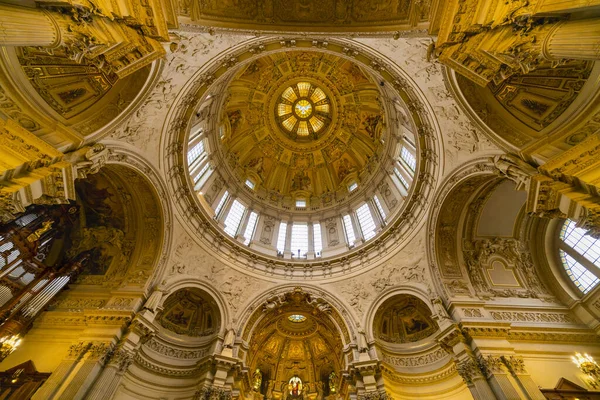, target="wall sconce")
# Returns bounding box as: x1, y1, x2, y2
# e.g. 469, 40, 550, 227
0, 335, 21, 362
572, 352, 600, 388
